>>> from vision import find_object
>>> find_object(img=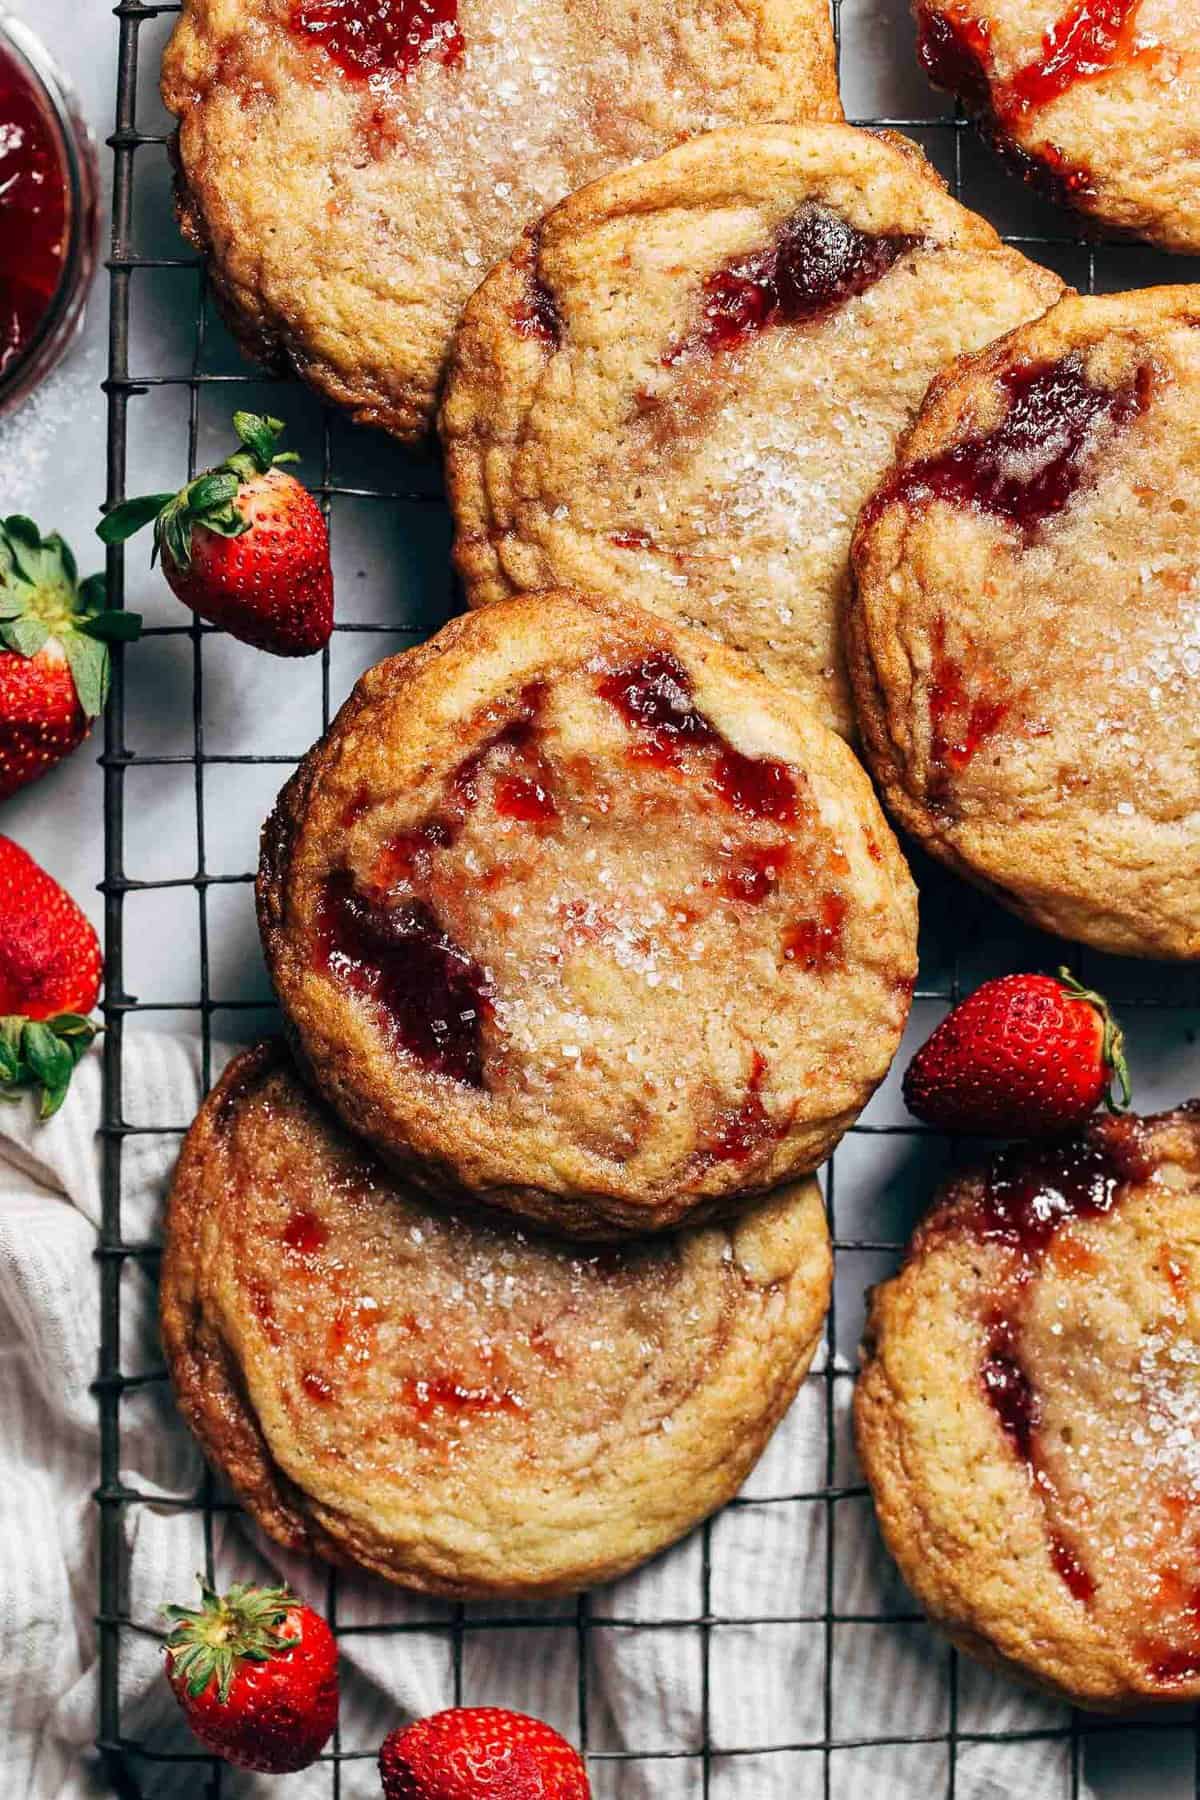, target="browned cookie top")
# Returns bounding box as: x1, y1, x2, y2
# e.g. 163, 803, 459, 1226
162, 0, 841, 439
849, 286, 1200, 961
914, 0, 1200, 252
162, 1042, 832, 1597
441, 124, 1064, 736
856, 1106, 1200, 1709
258, 591, 917, 1238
